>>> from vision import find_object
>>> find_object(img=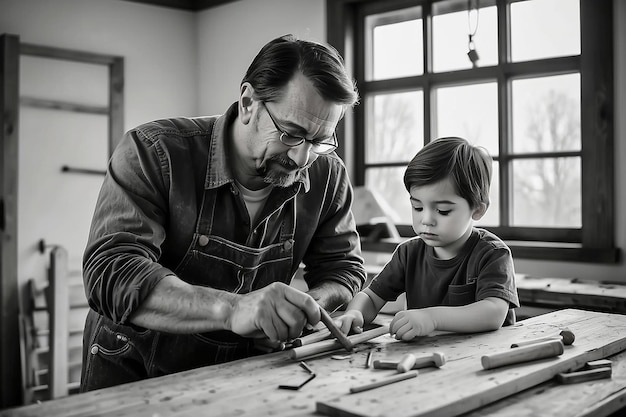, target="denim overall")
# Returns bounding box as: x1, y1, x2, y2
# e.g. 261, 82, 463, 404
80, 183, 298, 391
